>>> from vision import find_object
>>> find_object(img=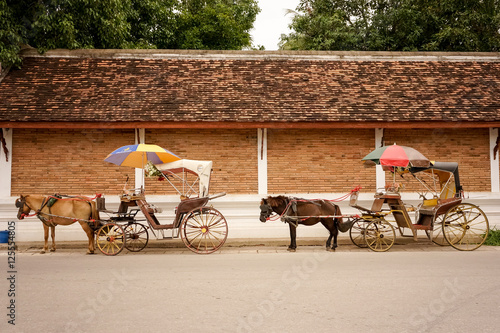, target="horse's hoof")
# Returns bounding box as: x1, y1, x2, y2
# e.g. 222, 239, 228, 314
326, 247, 336, 252
86, 251, 95, 255
287, 248, 296, 252
50, 249, 56, 252
40, 250, 46, 254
